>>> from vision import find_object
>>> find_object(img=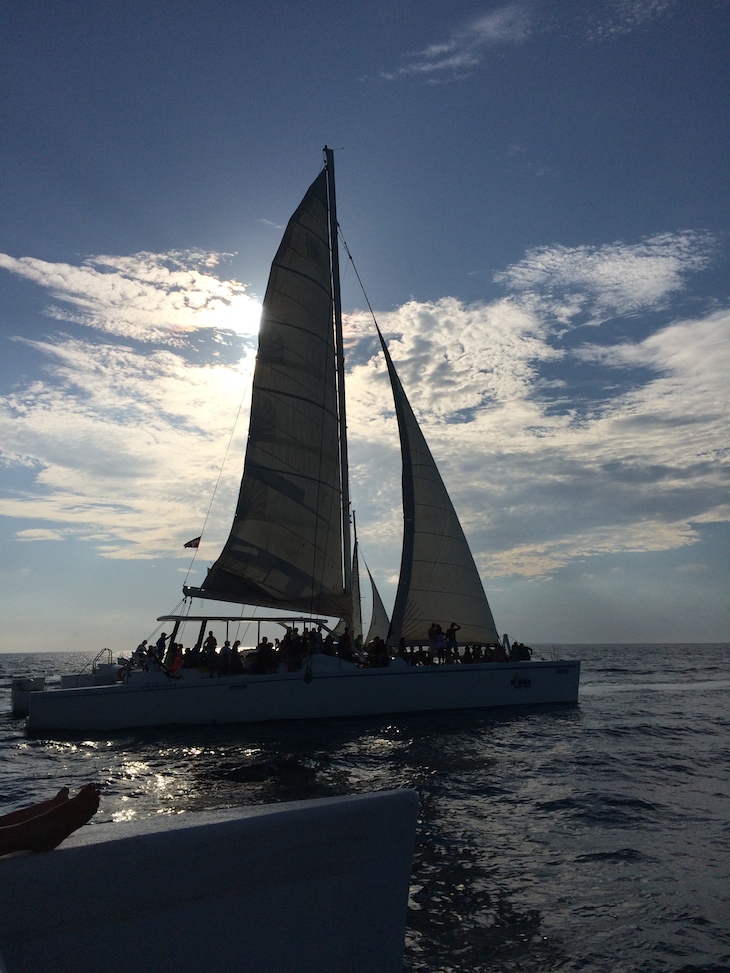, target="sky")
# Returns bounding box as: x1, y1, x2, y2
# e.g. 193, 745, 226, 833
1, 0, 728, 653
